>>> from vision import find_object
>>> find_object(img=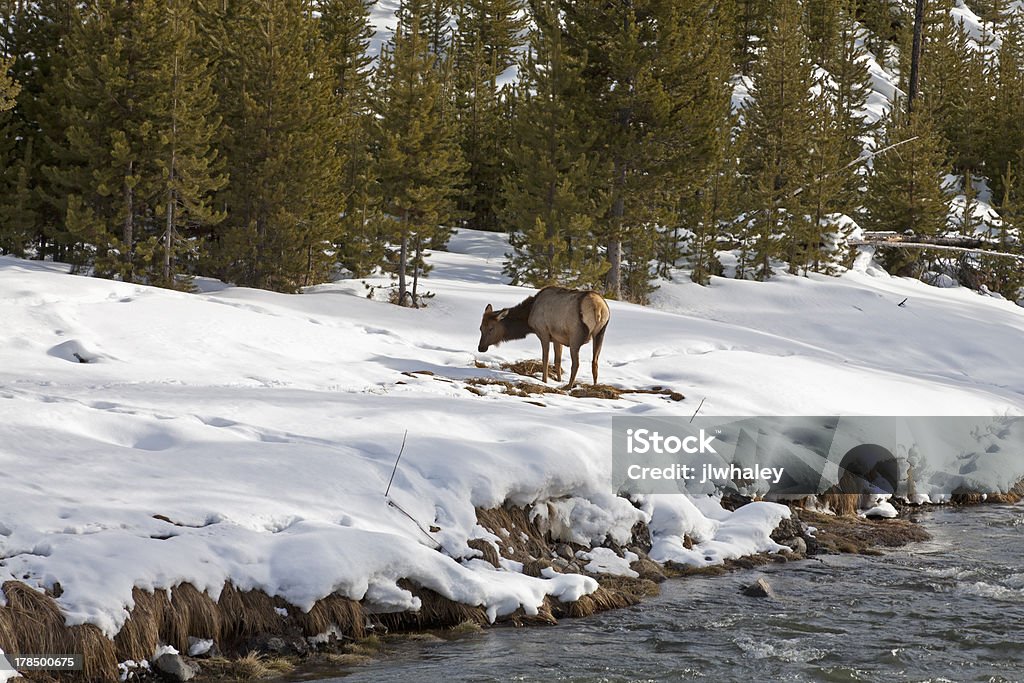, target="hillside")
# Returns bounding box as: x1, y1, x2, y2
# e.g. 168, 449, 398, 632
1, 230, 1022, 658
